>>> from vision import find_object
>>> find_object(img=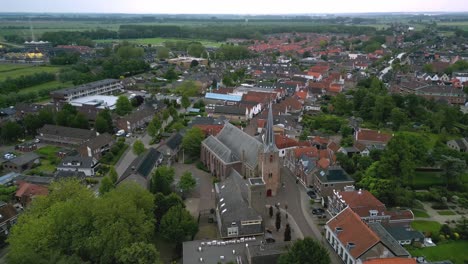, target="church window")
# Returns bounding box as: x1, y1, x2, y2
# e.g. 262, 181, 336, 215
268, 173, 273, 178
270, 155, 273, 162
